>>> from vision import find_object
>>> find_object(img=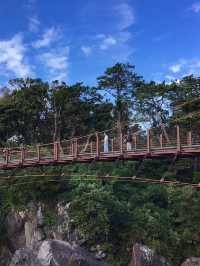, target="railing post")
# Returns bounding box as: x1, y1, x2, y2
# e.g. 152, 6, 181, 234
134, 135, 137, 151
37, 145, 41, 161
54, 141, 60, 161
90, 142, 93, 154
8, 148, 11, 162
176, 125, 181, 152
21, 146, 25, 164
120, 132, 123, 155
71, 140, 74, 156
74, 138, 78, 159
160, 133, 163, 149
96, 133, 100, 158
111, 139, 114, 152
147, 129, 151, 153
5, 148, 9, 165
188, 131, 192, 146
